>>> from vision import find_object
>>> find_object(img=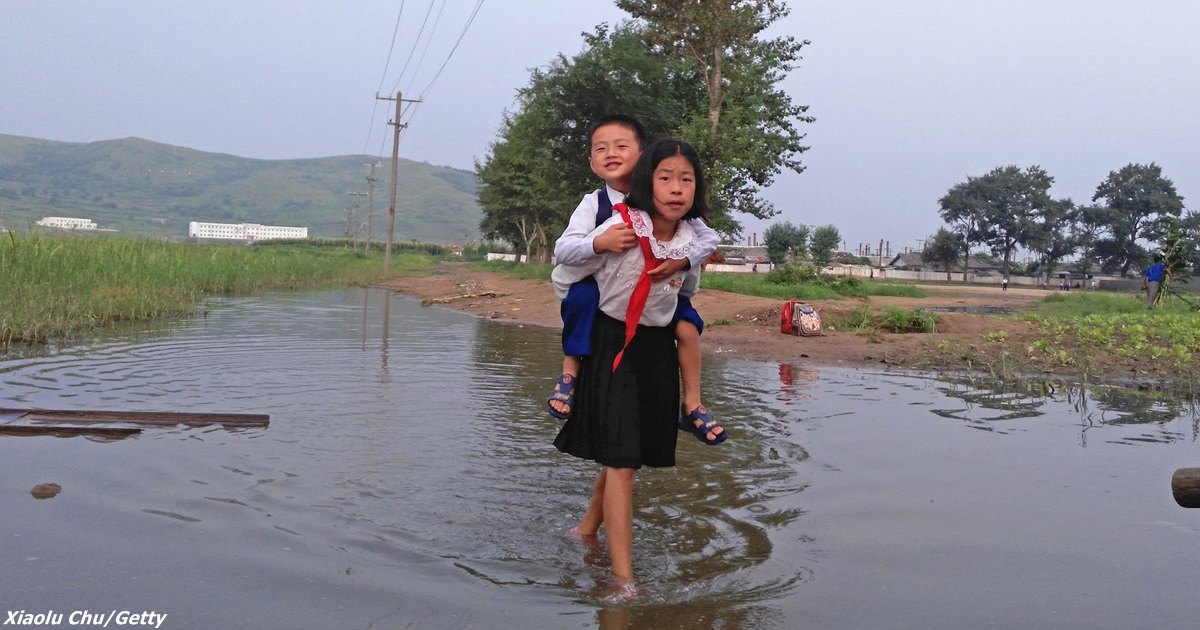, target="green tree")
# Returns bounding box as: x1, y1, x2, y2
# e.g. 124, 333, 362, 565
477, 3, 814, 247
1179, 211, 1200, 275
808, 224, 841, 268
975, 166, 1056, 277
1025, 198, 1079, 282
617, 0, 812, 234
921, 228, 962, 281
1157, 217, 1192, 305
938, 178, 986, 283
1072, 205, 1106, 279
475, 115, 561, 262
518, 24, 702, 199
475, 24, 694, 261
940, 165, 1066, 278
1090, 163, 1185, 276
763, 221, 808, 265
